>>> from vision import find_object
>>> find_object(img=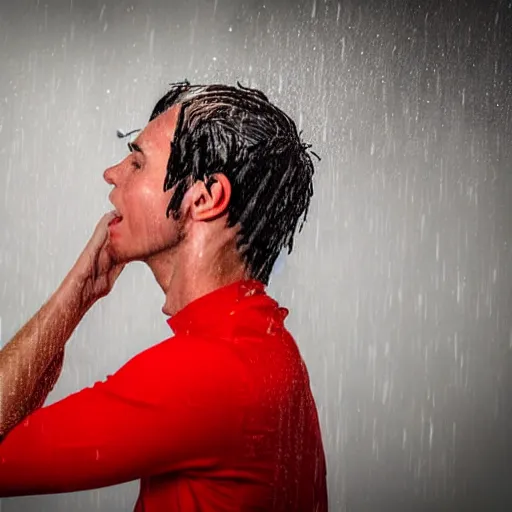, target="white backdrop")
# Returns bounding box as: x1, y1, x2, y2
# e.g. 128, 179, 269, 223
1, 0, 511, 510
